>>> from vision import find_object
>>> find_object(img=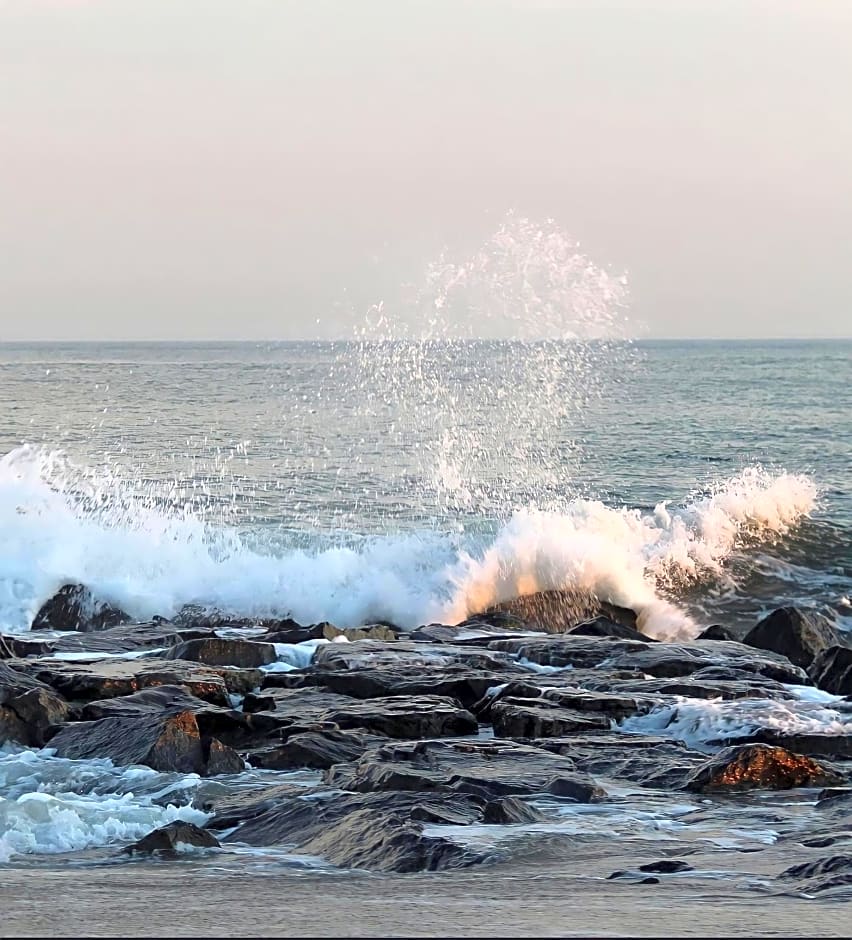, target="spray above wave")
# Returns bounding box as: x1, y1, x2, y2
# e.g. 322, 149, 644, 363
344, 213, 634, 514
0, 446, 817, 638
